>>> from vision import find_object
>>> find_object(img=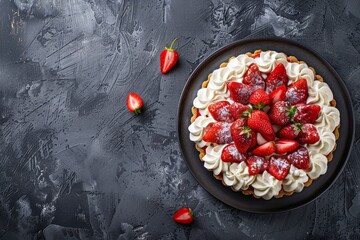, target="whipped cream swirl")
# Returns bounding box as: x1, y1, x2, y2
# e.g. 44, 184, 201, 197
307, 81, 333, 106
255, 51, 288, 73
202, 145, 229, 175
283, 165, 309, 192
306, 153, 328, 179
315, 106, 340, 132
223, 161, 255, 191
252, 171, 282, 200
307, 126, 336, 156
188, 116, 215, 147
